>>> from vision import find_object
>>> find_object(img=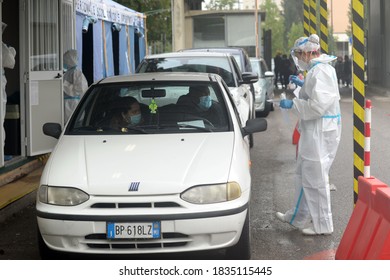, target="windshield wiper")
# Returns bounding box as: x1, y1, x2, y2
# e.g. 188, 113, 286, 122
177, 123, 213, 132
